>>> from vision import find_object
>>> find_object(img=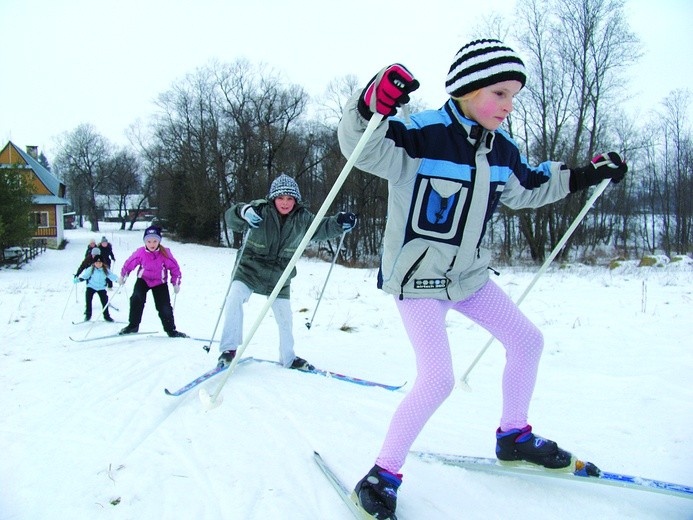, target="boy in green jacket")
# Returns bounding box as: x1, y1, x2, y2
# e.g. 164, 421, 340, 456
218, 174, 357, 370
